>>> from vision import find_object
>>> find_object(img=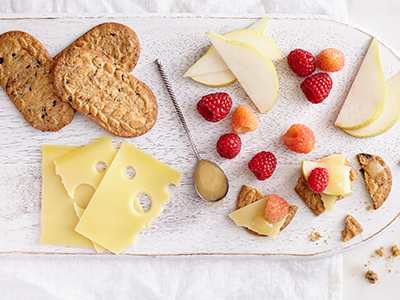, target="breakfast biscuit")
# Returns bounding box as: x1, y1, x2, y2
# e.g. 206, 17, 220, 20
357, 153, 392, 209
294, 158, 357, 216
237, 185, 298, 236
0, 31, 75, 131
342, 214, 363, 242
52, 49, 157, 137
54, 22, 140, 73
